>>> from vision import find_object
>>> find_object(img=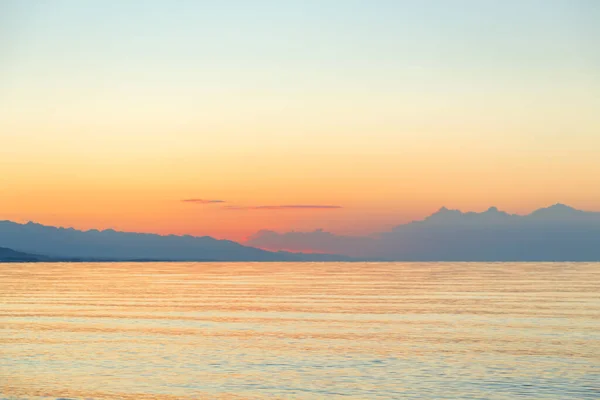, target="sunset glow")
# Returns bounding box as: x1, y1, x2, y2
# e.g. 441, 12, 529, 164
2, 1, 599, 241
